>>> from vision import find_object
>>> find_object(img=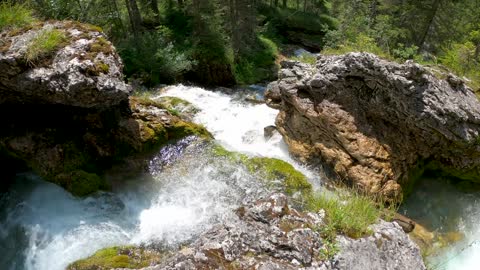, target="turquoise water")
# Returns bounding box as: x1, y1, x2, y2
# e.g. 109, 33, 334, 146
401, 177, 480, 270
